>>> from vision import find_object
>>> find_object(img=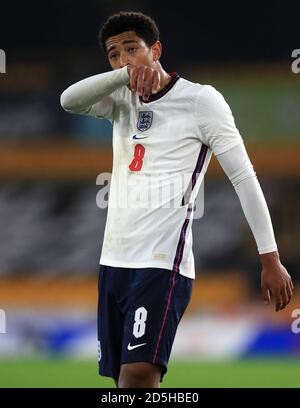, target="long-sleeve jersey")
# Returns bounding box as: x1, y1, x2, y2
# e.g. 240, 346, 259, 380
61, 67, 277, 279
